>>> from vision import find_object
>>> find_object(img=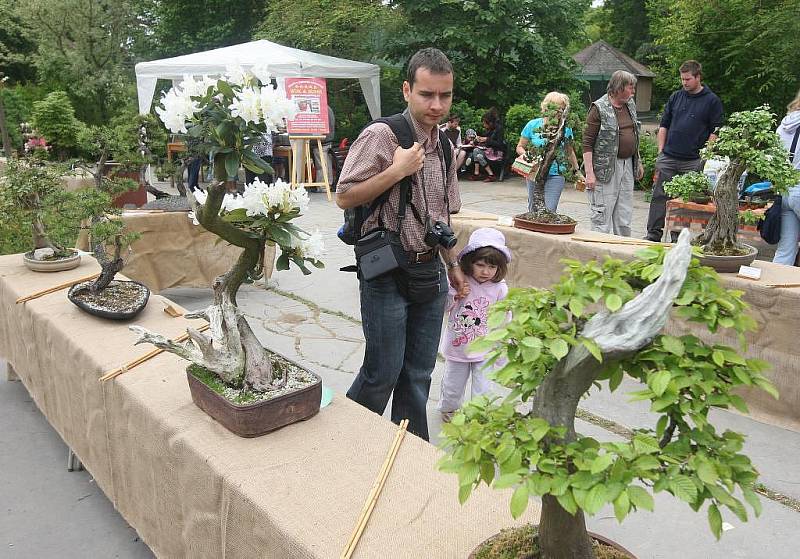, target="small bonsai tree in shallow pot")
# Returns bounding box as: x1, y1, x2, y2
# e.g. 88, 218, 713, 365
66, 183, 148, 320
129, 69, 326, 437
663, 171, 712, 204
670, 106, 799, 270
514, 99, 583, 234
439, 230, 777, 558
0, 157, 85, 271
